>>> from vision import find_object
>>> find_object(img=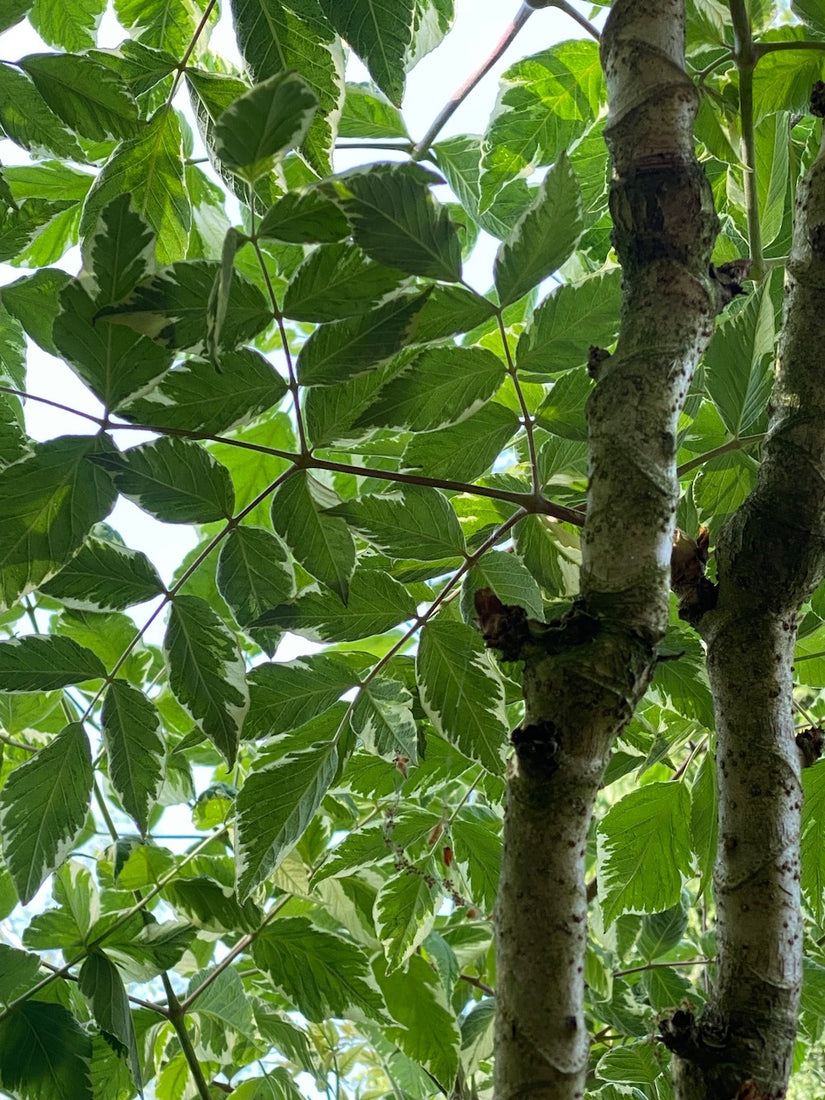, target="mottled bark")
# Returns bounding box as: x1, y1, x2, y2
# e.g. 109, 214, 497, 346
664, 87, 825, 1100
490, 1, 720, 1097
